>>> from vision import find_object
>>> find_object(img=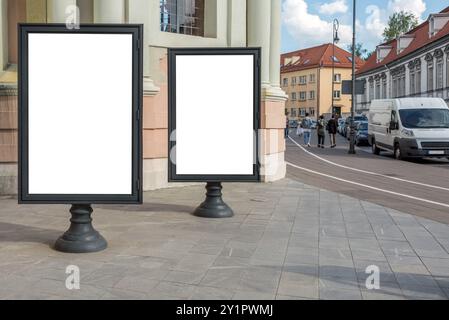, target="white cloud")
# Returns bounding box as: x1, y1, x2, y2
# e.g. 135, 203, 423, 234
319, 0, 348, 15
360, 0, 427, 48
281, 0, 429, 53
283, 0, 352, 48
365, 5, 386, 39
387, 0, 427, 20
